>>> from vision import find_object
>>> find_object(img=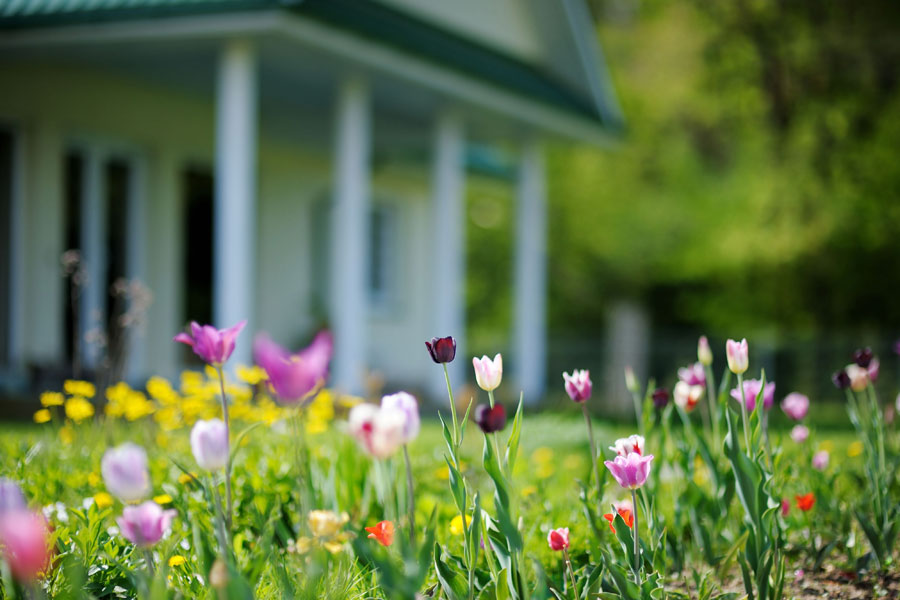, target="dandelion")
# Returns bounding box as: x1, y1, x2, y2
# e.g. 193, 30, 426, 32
39, 392, 64, 407
33, 409, 51, 424
847, 441, 864, 457
449, 514, 472, 536
93, 492, 114, 509
168, 555, 186, 567
63, 380, 95, 398
64, 397, 94, 423
153, 494, 173, 505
